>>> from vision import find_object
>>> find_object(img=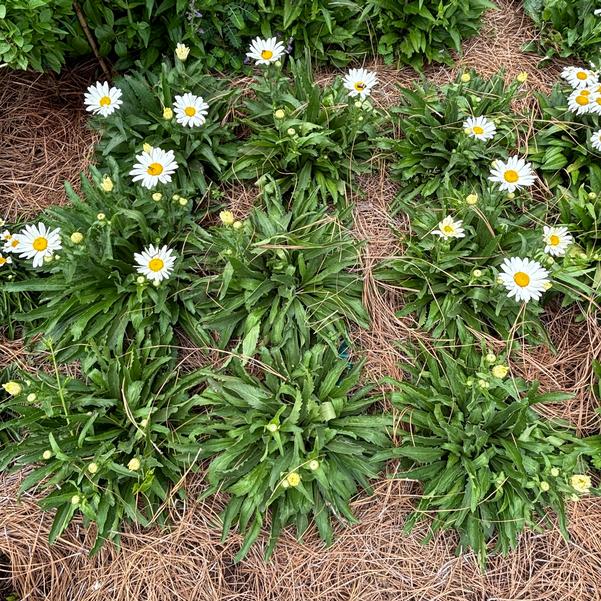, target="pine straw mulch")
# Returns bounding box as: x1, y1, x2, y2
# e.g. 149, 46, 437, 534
2, 0, 601, 598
